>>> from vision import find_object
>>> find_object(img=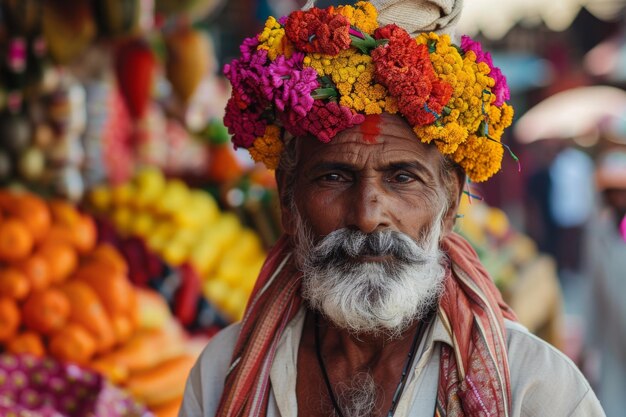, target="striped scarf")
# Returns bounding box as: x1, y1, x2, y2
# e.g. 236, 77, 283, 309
216, 232, 516, 417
